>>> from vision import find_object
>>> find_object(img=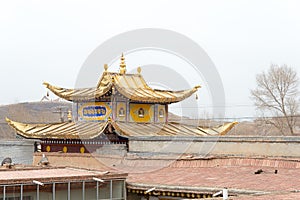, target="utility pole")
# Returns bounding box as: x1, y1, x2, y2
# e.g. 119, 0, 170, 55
52, 106, 69, 122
